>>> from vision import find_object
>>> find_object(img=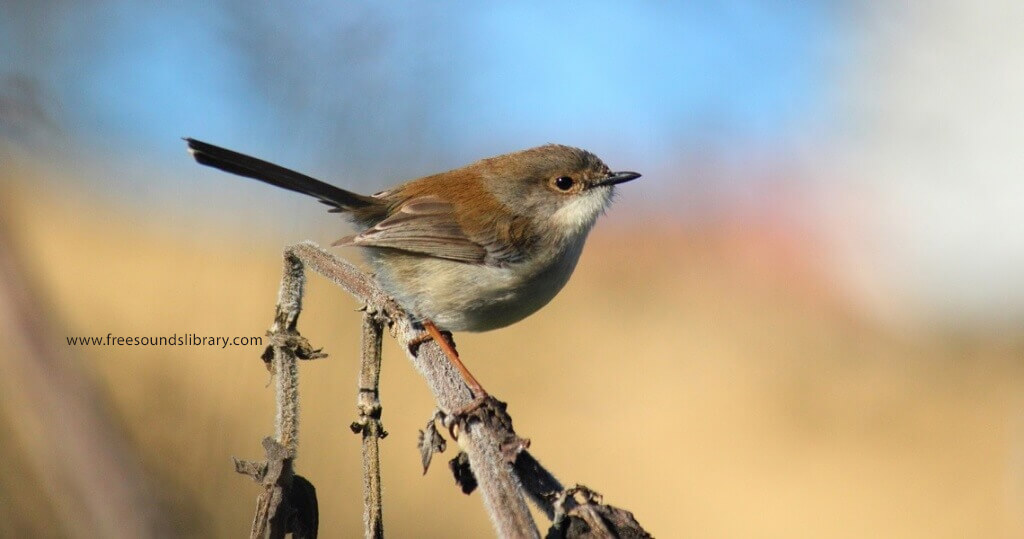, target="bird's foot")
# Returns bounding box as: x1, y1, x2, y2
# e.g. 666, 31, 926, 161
407, 326, 456, 357
444, 393, 491, 440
